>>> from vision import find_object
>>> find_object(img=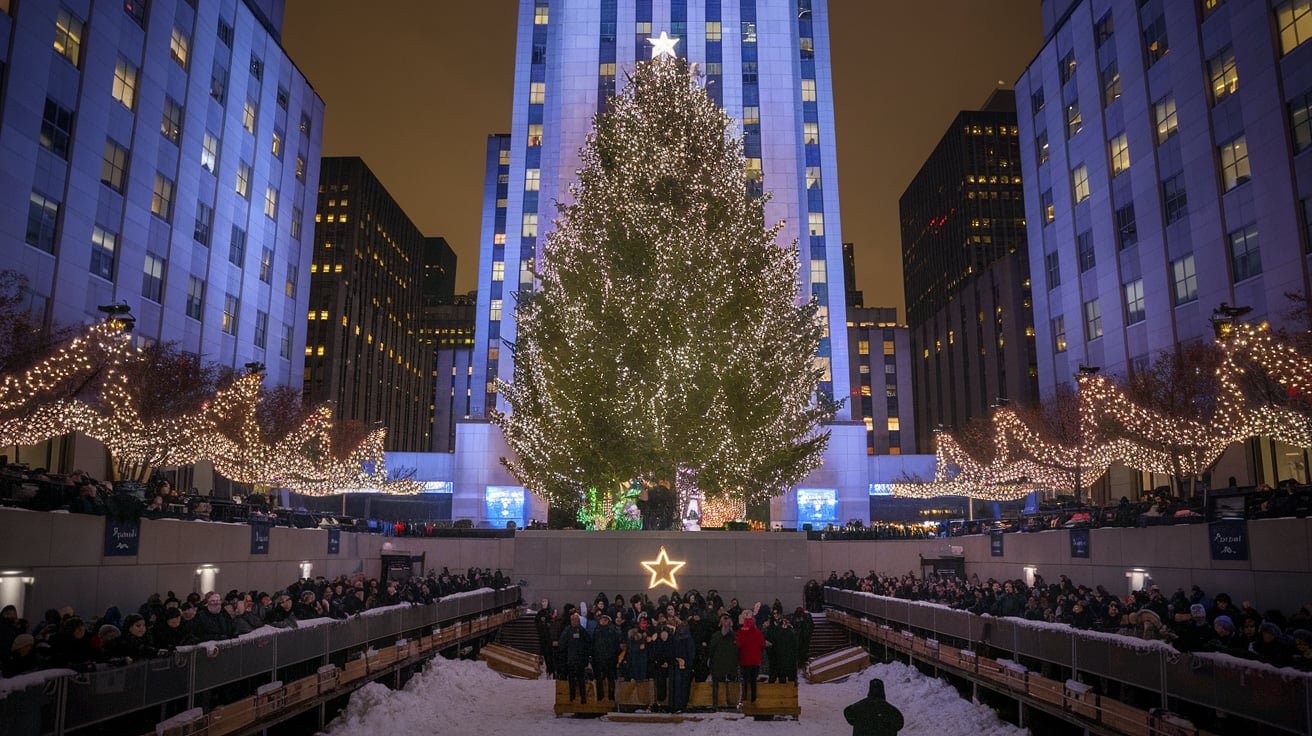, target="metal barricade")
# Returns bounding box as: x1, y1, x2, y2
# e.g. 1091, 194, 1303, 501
62, 662, 149, 730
